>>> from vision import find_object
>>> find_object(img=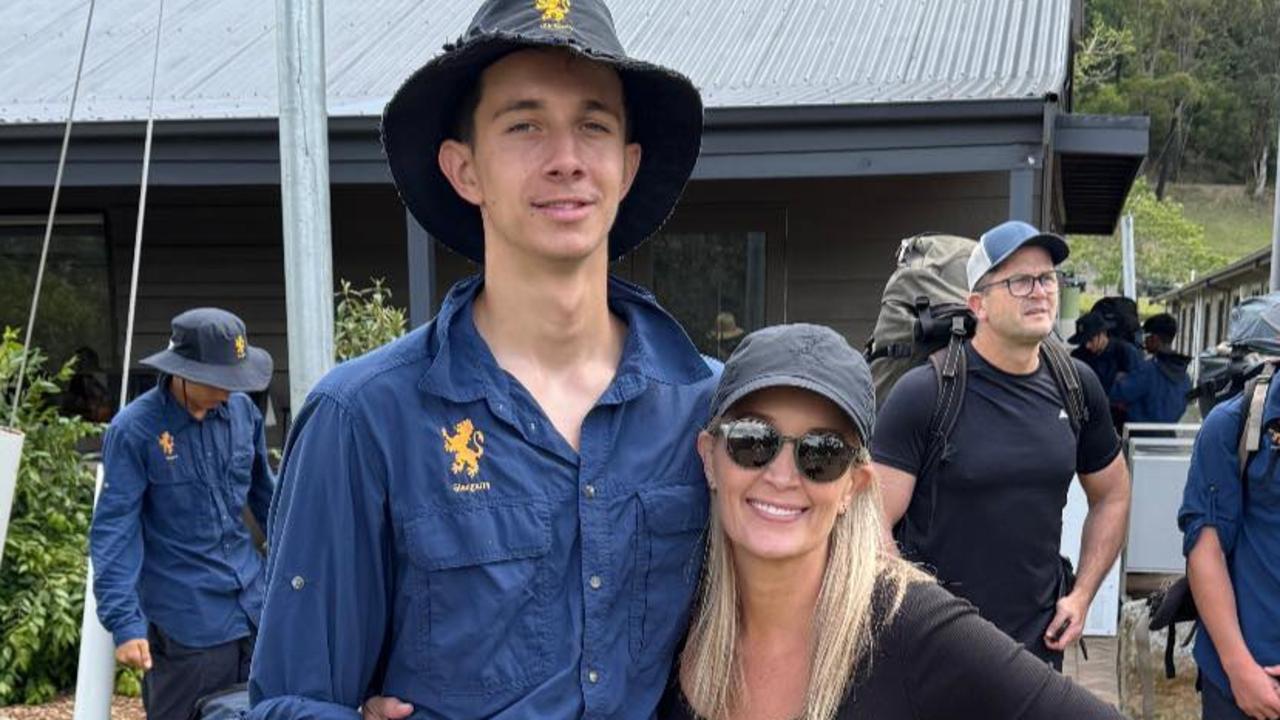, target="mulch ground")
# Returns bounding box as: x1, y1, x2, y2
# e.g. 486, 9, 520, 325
0, 695, 144, 720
